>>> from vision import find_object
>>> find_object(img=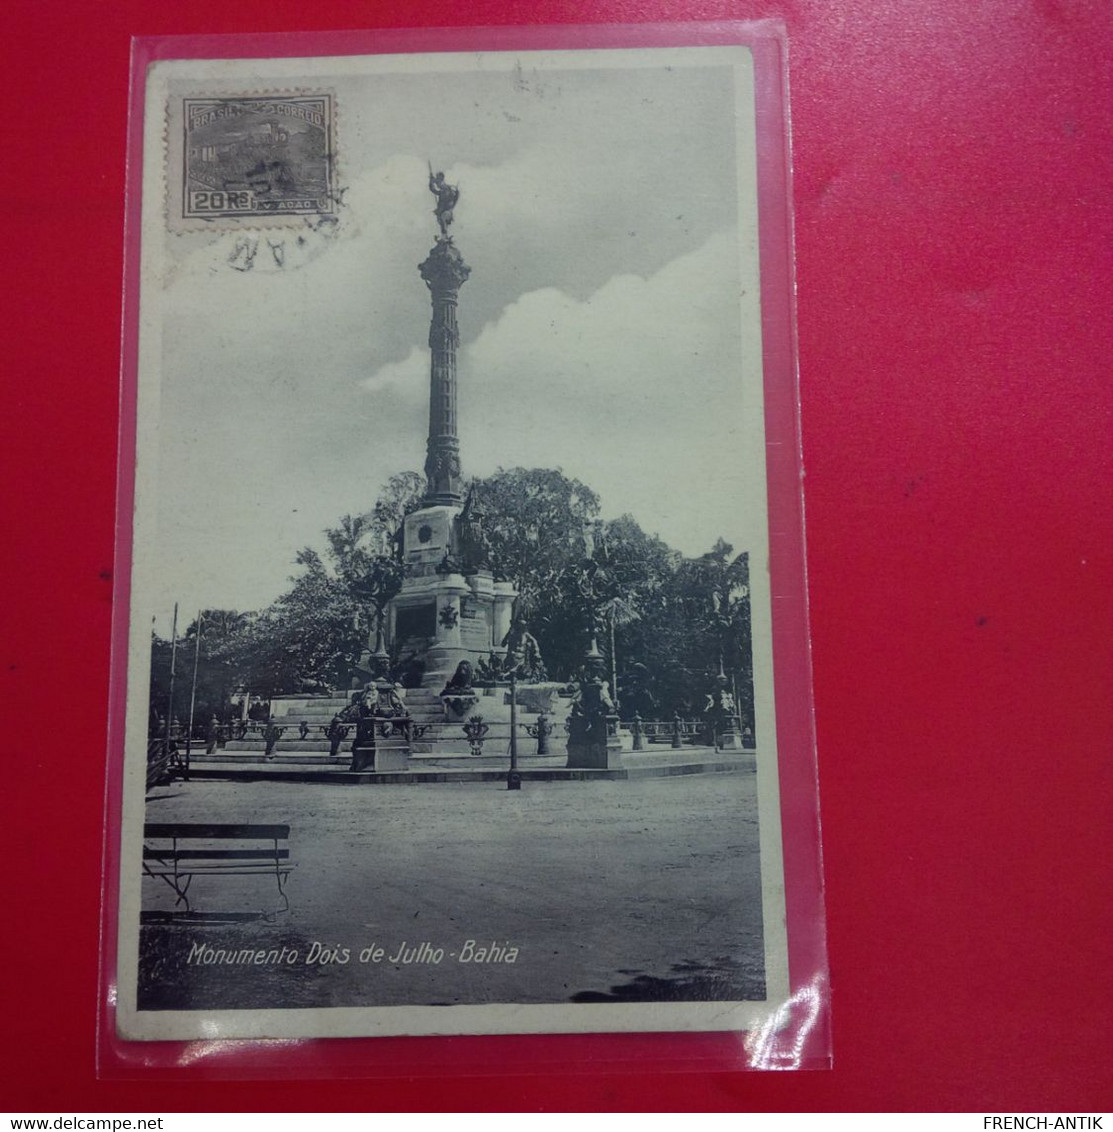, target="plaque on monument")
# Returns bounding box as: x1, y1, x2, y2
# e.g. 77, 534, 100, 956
106, 27, 827, 1070
459, 605, 492, 651
394, 602, 437, 643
